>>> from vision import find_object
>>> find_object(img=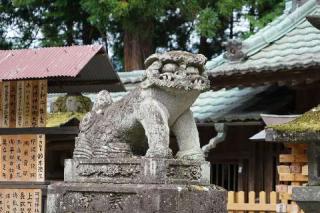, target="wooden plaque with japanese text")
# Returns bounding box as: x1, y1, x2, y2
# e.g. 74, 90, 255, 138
0, 135, 45, 182
0, 189, 42, 213
0, 80, 47, 128
0, 80, 47, 211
